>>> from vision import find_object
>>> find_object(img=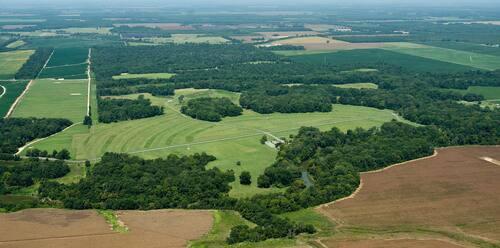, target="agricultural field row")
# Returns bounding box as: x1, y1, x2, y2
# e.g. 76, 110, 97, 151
0, 49, 33, 79
0, 80, 28, 117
